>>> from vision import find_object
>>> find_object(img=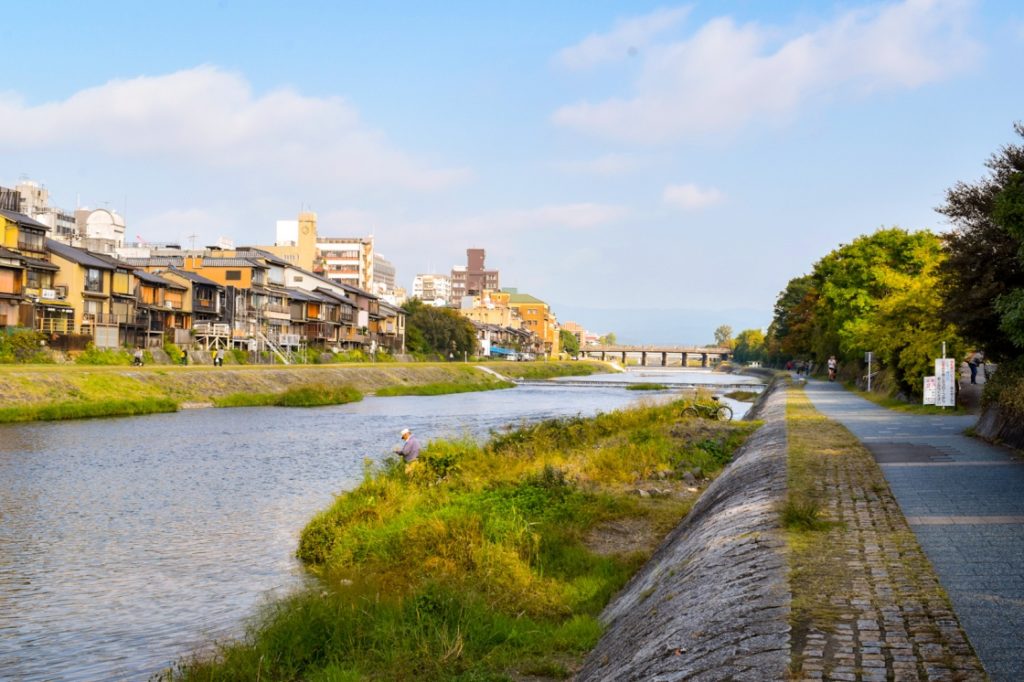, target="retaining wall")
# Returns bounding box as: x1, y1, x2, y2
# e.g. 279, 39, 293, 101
577, 383, 791, 681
